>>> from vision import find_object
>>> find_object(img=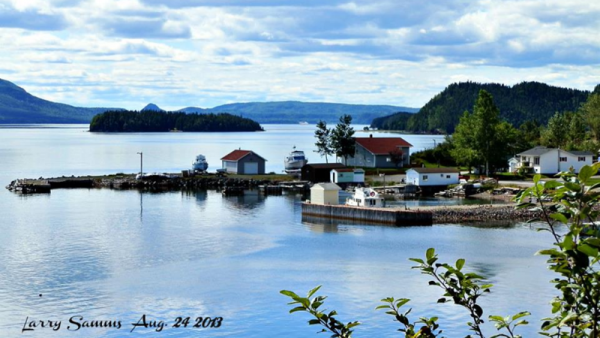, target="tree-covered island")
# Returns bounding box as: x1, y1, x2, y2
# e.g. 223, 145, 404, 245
89, 110, 264, 132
